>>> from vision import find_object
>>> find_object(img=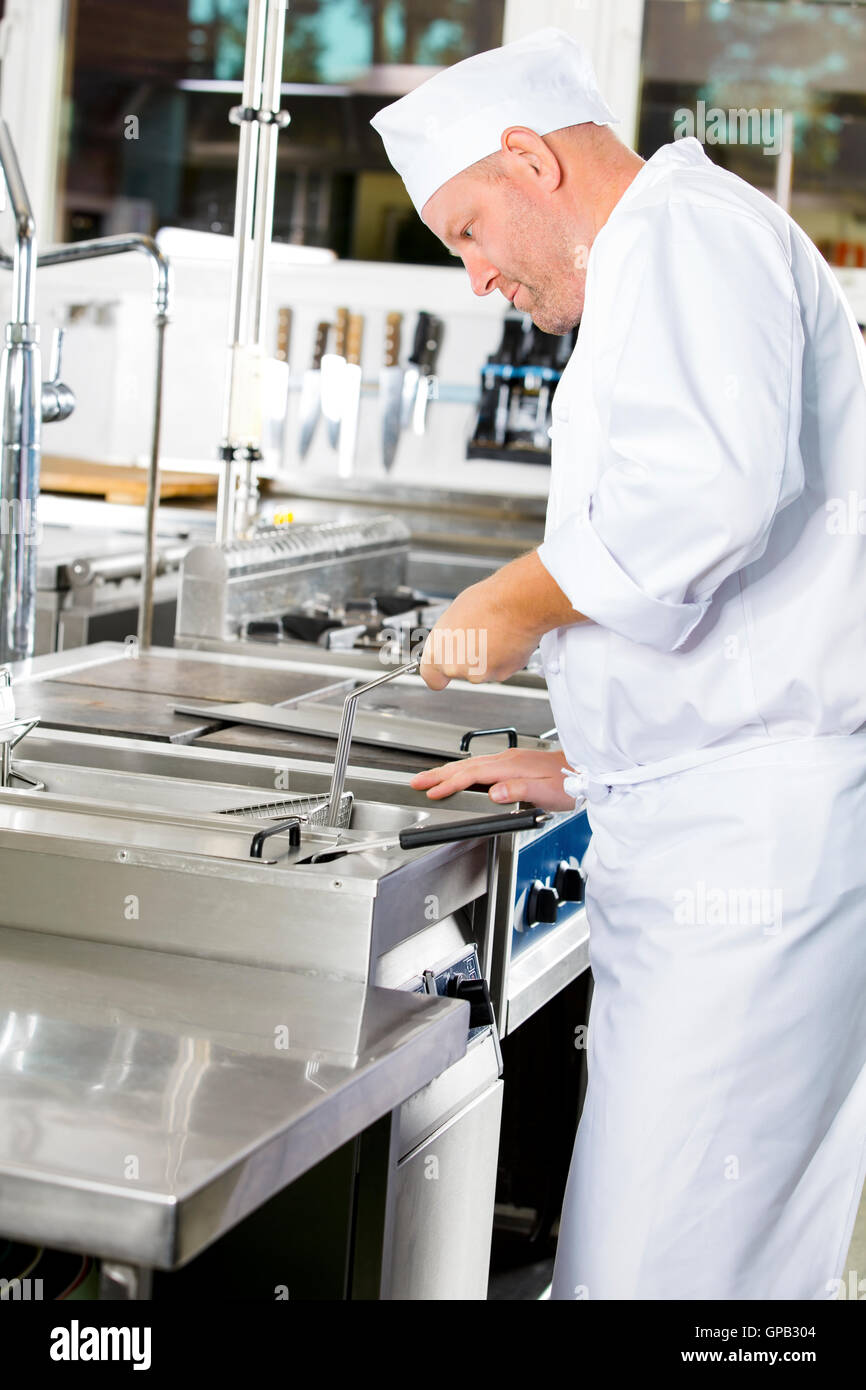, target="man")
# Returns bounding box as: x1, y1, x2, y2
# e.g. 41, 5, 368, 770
370, 28, 866, 1299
